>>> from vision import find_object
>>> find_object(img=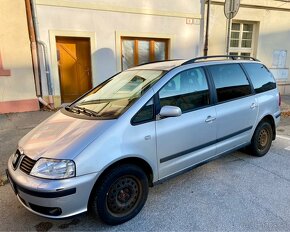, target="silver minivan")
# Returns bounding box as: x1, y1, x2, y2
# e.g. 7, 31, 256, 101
7, 56, 280, 225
